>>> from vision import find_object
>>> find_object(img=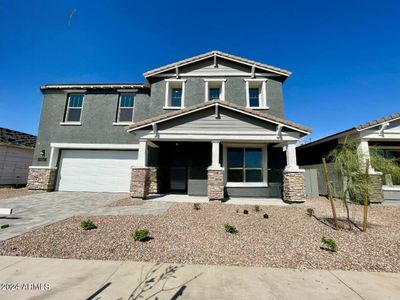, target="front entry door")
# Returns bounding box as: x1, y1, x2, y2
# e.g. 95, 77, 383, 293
170, 166, 187, 191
